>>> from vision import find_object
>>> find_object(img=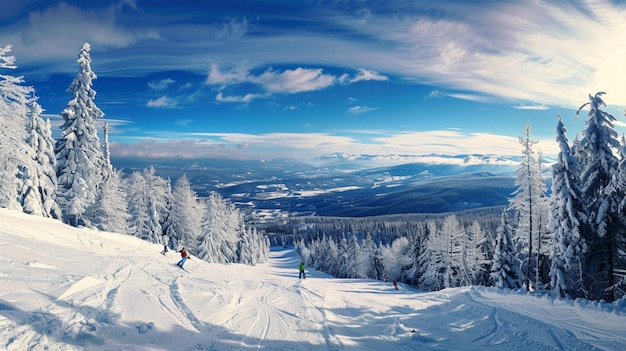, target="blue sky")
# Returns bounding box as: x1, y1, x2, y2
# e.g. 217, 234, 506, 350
2, 0, 626, 165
